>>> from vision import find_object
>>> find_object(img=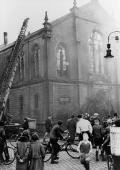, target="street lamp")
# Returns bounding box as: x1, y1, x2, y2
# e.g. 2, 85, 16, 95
104, 31, 120, 116
104, 31, 120, 170
104, 31, 120, 58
